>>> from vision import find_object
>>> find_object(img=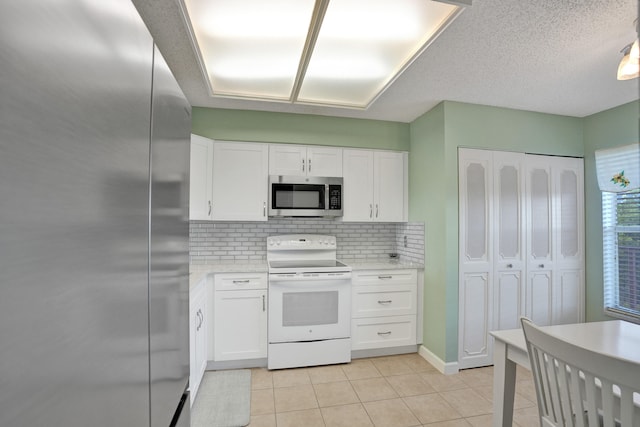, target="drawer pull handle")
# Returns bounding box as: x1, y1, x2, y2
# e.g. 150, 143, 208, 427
377, 331, 392, 336
232, 280, 250, 284
378, 275, 392, 280
378, 300, 392, 304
